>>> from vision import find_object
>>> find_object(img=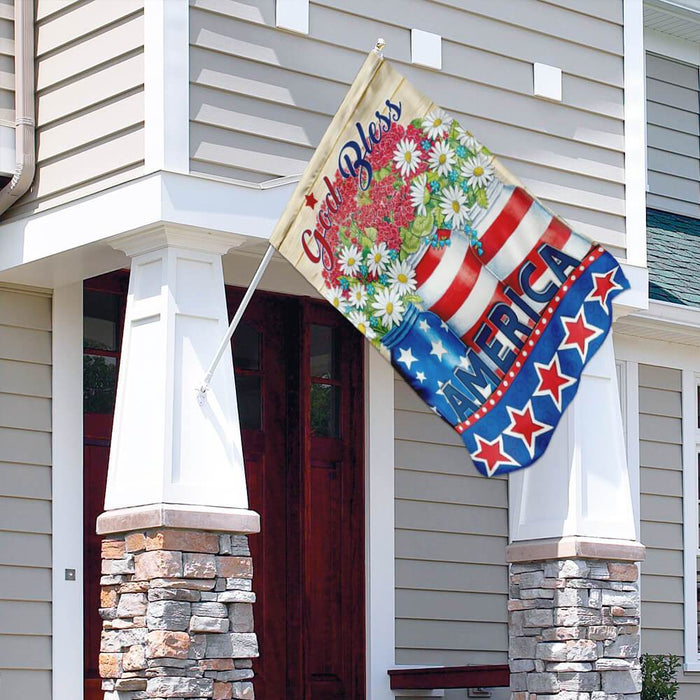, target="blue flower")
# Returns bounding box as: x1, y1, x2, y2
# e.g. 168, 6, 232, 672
448, 169, 458, 183
366, 283, 375, 295
379, 273, 389, 285
429, 181, 441, 194
339, 277, 350, 290
359, 264, 368, 277
460, 179, 469, 193
421, 139, 431, 151
456, 145, 466, 158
